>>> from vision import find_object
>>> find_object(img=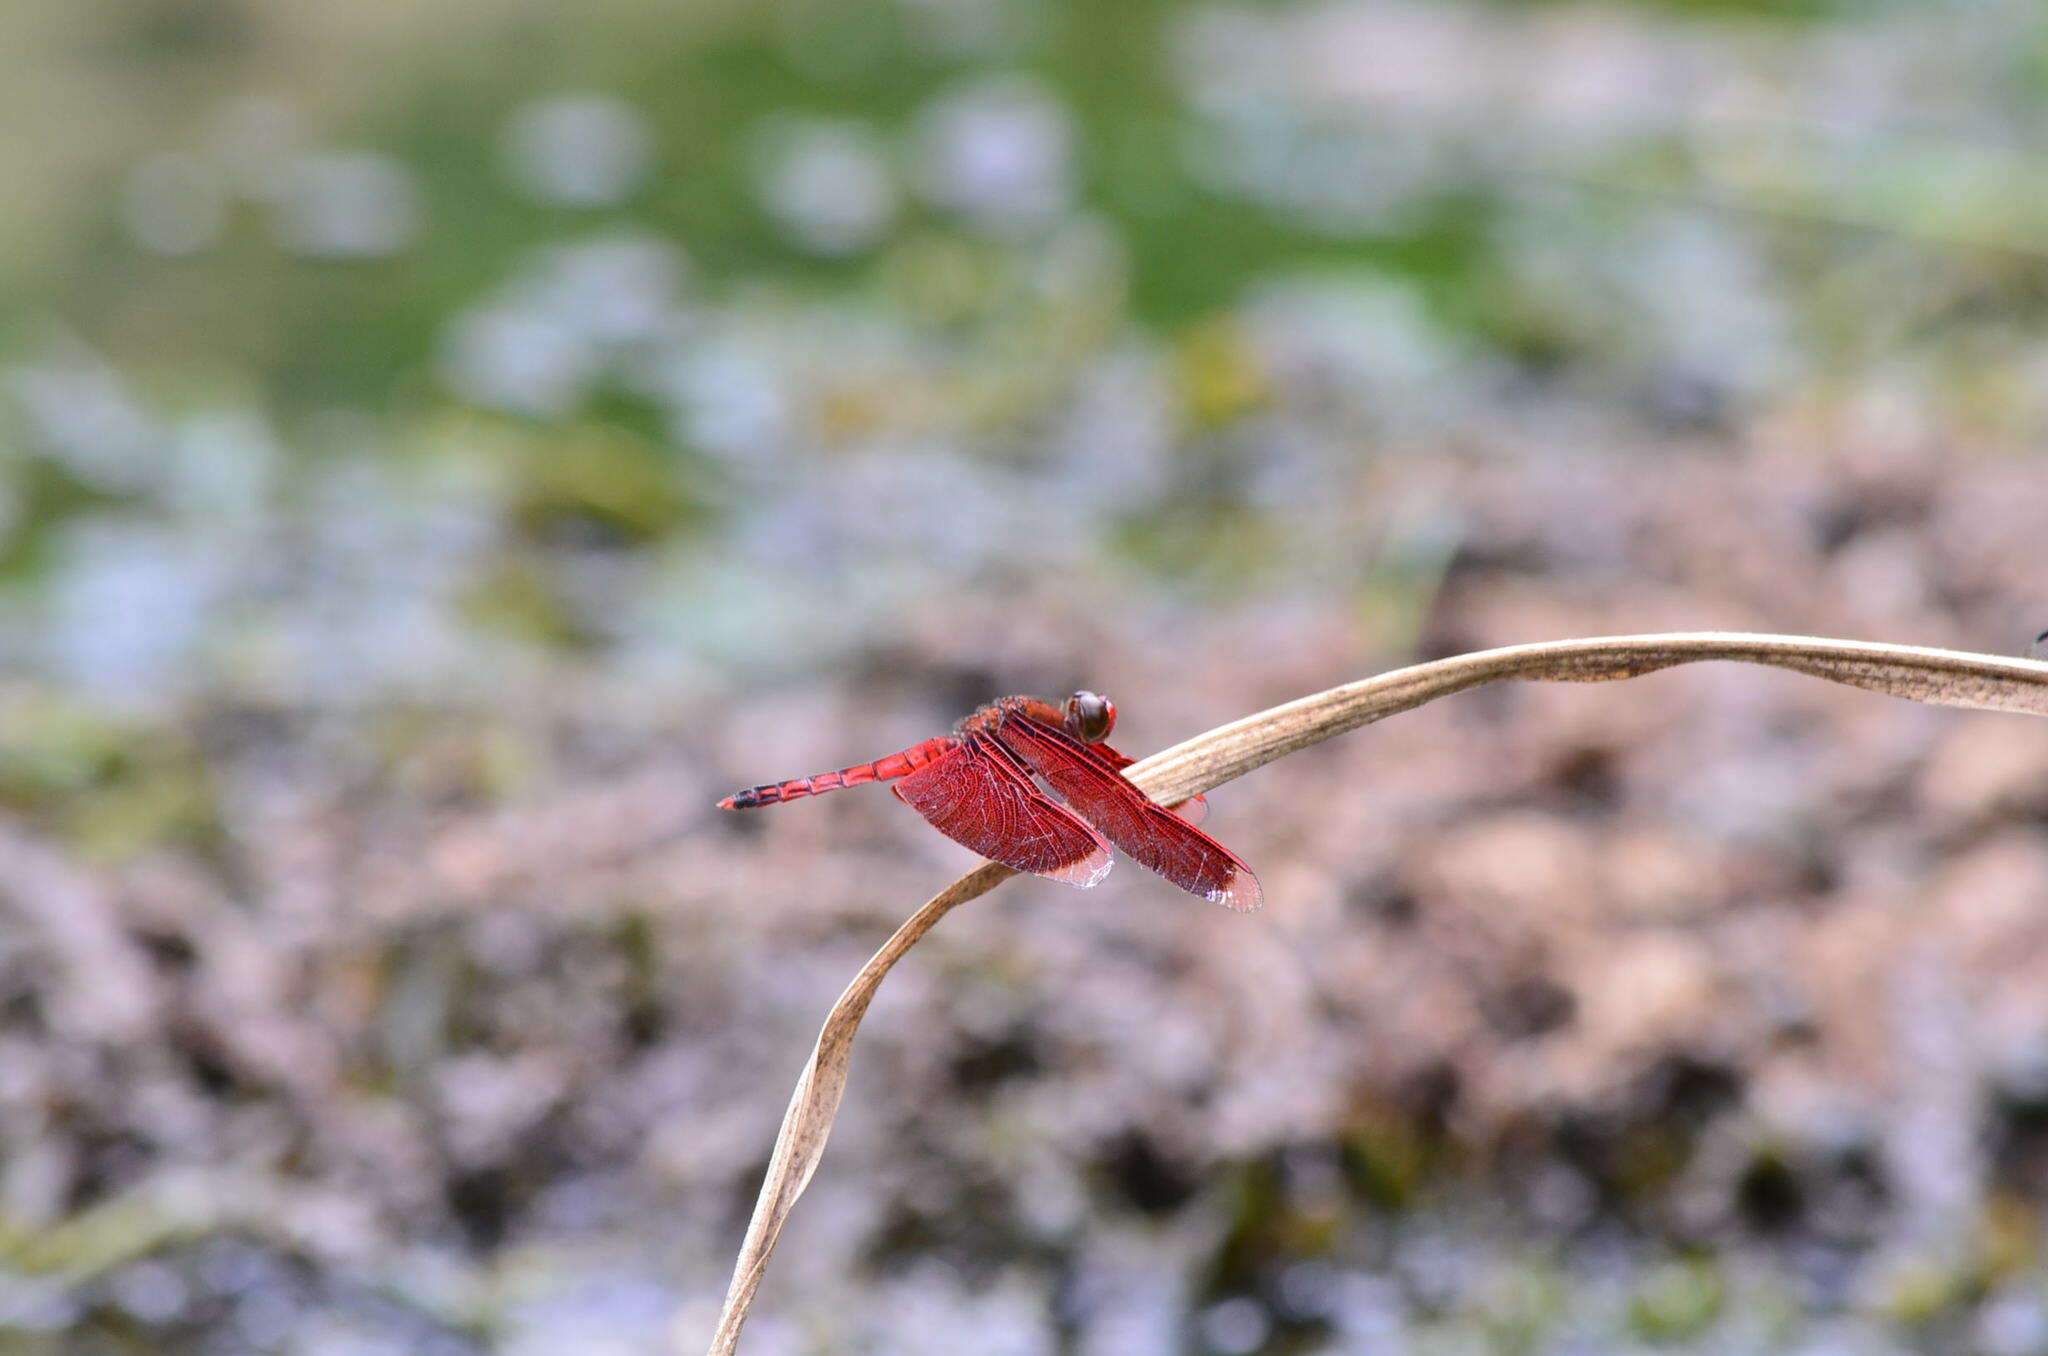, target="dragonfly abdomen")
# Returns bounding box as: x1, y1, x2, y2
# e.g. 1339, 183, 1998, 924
718, 736, 959, 809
